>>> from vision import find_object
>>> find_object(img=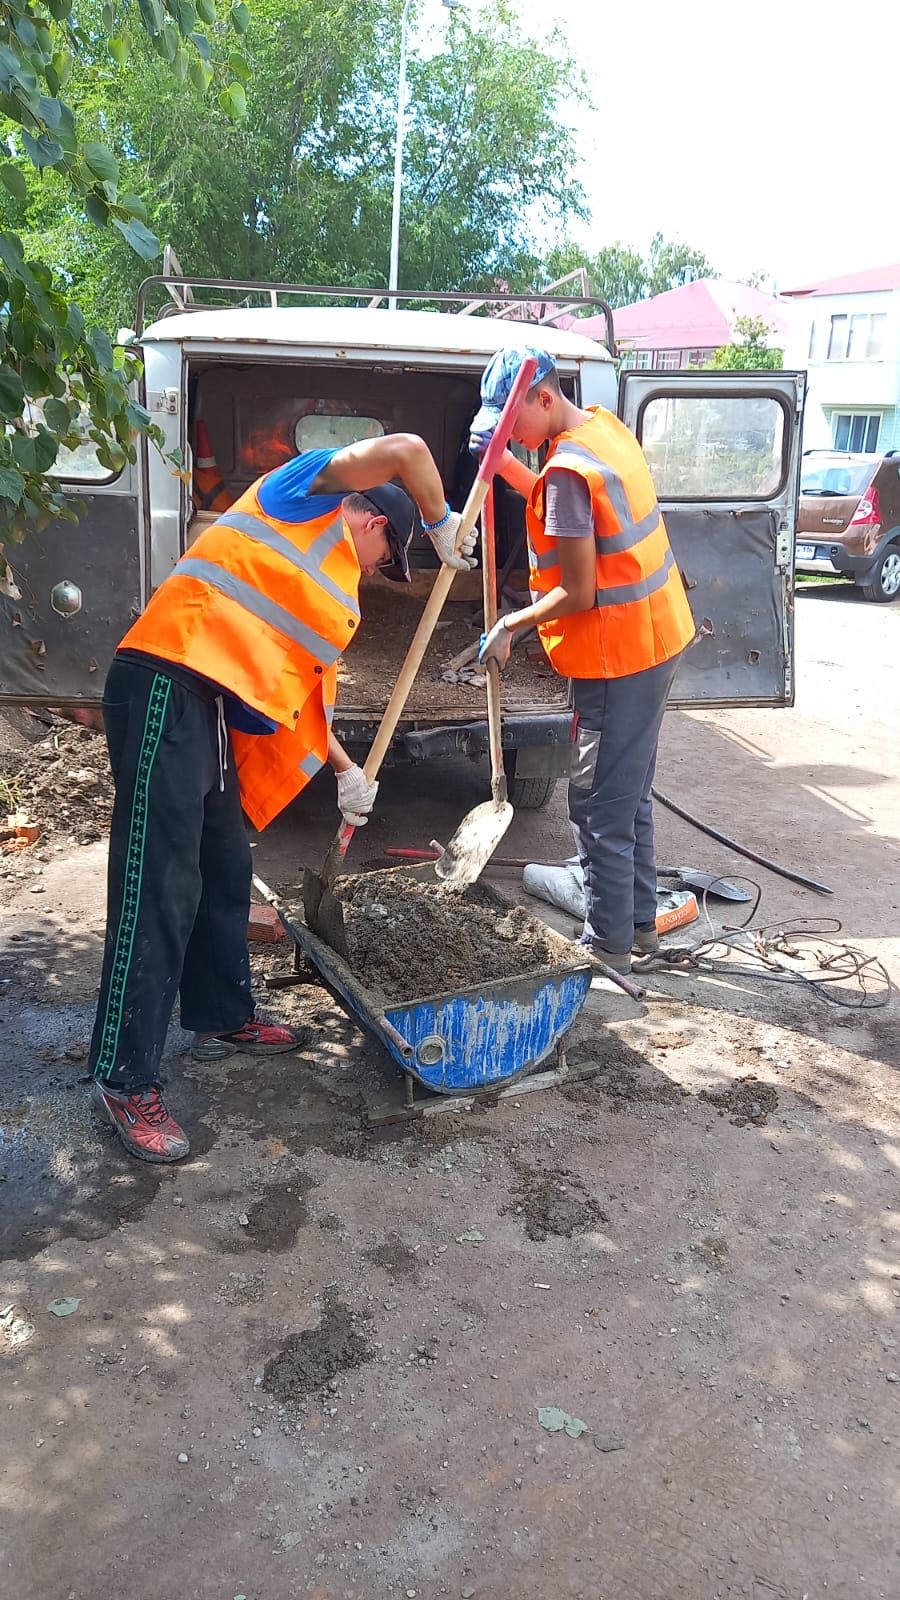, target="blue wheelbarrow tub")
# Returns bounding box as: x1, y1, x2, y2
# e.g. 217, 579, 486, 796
280, 905, 592, 1098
